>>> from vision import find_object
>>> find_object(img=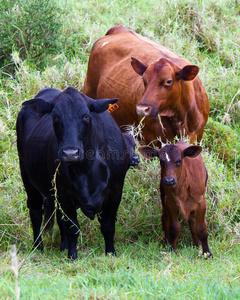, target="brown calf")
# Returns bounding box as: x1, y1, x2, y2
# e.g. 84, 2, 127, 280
139, 141, 212, 257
